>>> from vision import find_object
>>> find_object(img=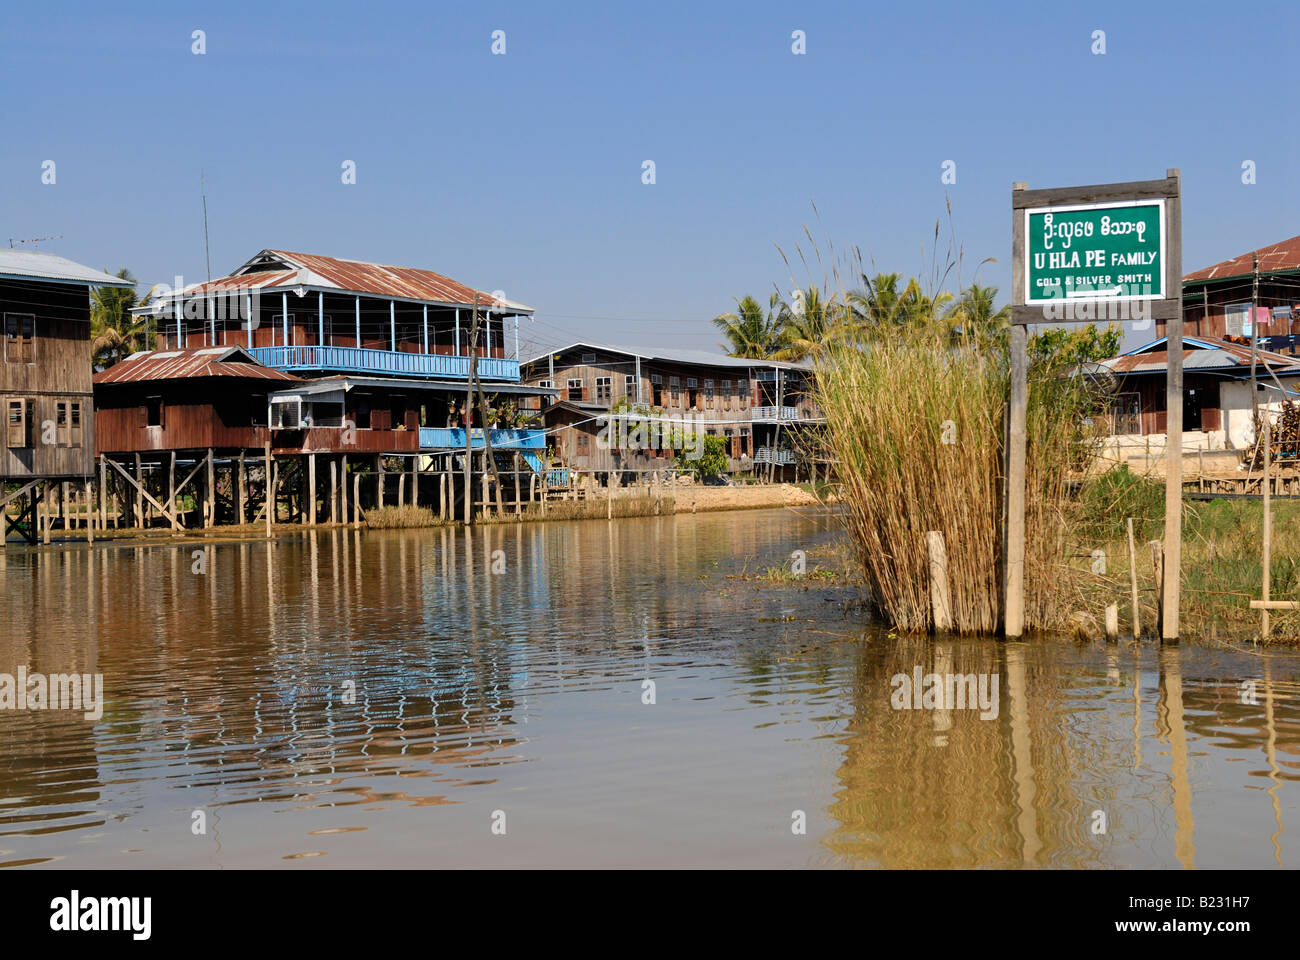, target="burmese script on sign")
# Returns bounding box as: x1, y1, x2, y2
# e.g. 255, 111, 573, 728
1025, 199, 1164, 304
